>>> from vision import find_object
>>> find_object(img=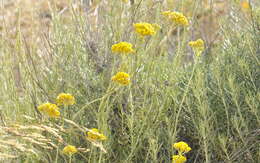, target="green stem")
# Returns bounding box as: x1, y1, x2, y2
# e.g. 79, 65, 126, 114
69, 155, 72, 163
173, 62, 197, 138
